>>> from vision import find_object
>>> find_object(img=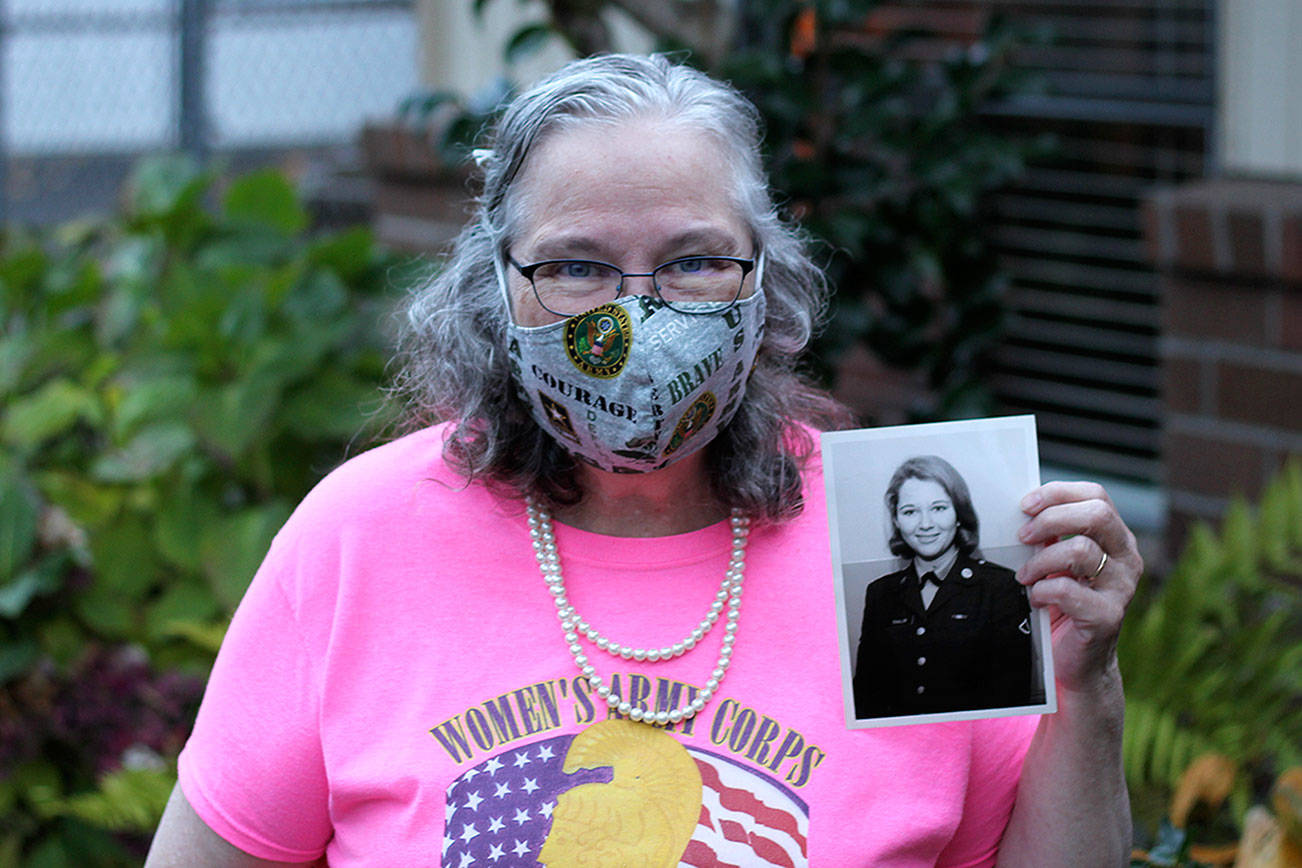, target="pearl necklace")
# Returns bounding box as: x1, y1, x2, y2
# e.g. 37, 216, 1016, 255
526, 500, 749, 726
